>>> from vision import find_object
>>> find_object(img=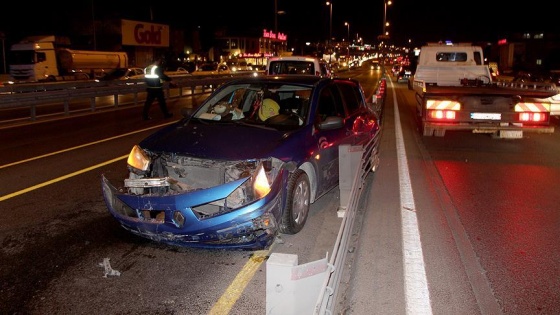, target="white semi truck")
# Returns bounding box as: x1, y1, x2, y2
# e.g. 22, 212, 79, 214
9, 35, 128, 82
